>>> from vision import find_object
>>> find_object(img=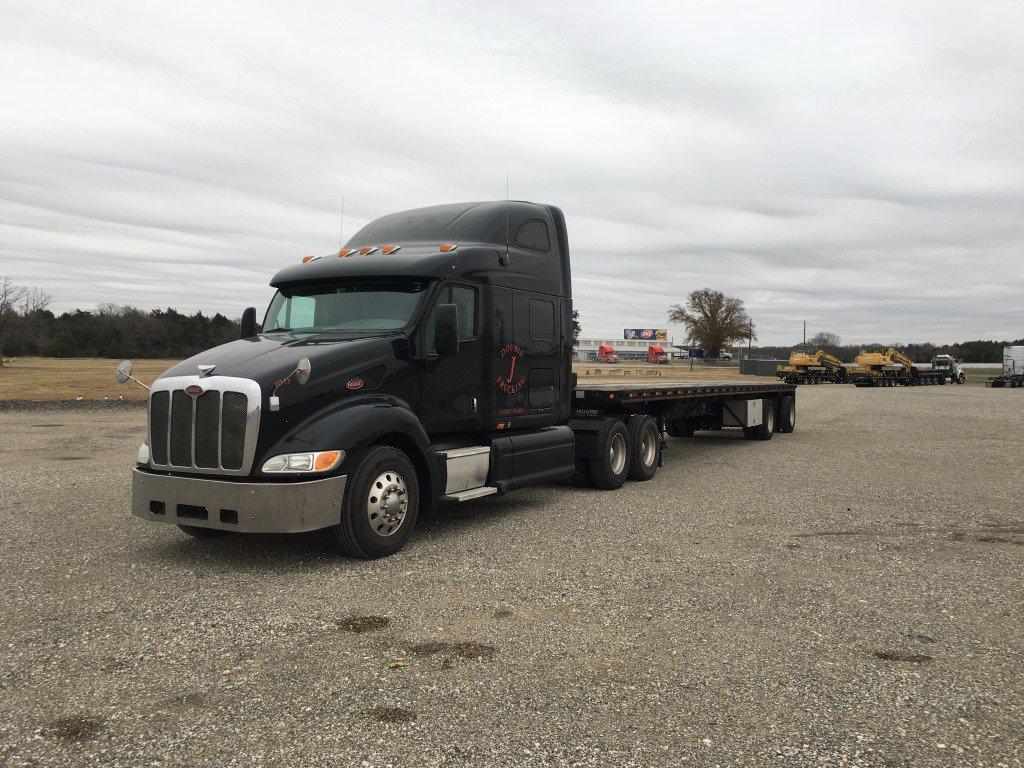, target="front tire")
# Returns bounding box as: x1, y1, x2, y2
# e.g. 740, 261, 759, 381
334, 446, 419, 559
